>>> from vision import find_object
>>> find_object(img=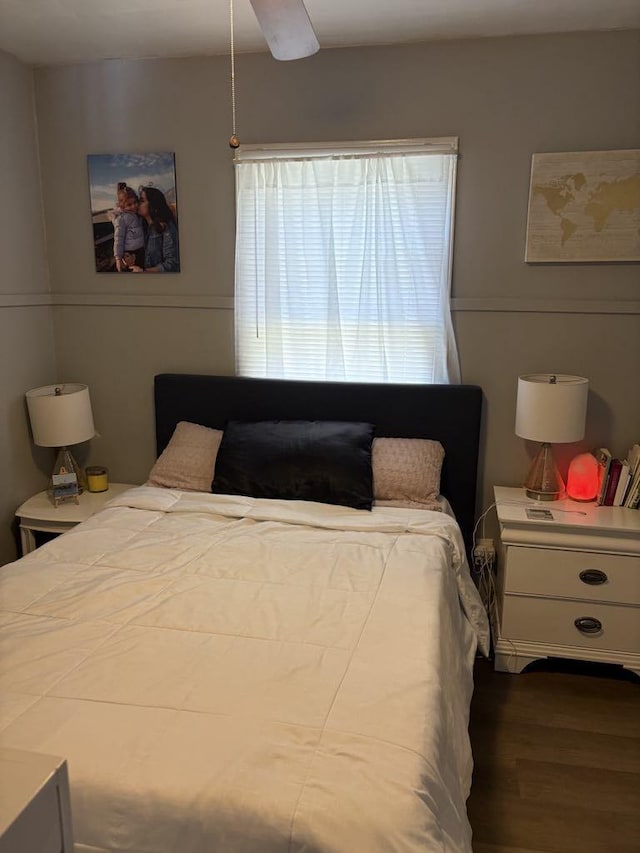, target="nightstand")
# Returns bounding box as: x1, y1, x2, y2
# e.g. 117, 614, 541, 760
16, 483, 136, 556
493, 486, 640, 676
0, 748, 73, 852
